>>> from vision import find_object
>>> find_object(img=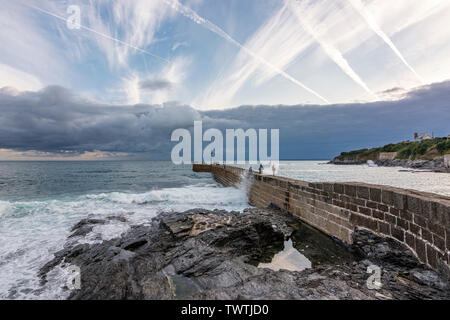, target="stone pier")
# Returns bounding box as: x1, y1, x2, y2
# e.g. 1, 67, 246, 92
193, 164, 450, 274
